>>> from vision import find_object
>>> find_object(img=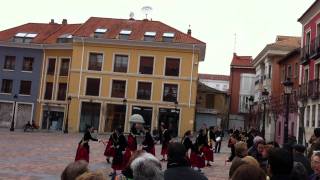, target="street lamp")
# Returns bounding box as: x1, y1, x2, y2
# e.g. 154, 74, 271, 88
261, 89, 269, 139
64, 96, 72, 133
248, 96, 254, 129
10, 94, 18, 131
283, 78, 293, 144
